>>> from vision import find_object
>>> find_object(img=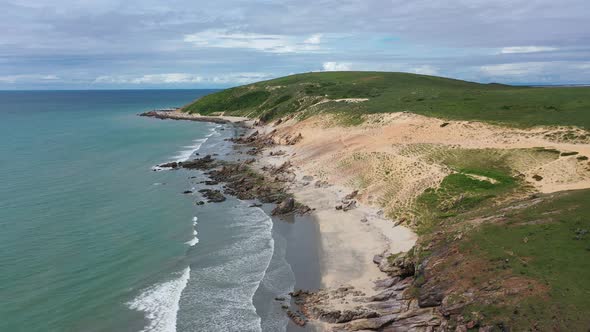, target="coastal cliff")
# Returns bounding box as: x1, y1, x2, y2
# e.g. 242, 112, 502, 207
156, 72, 590, 331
